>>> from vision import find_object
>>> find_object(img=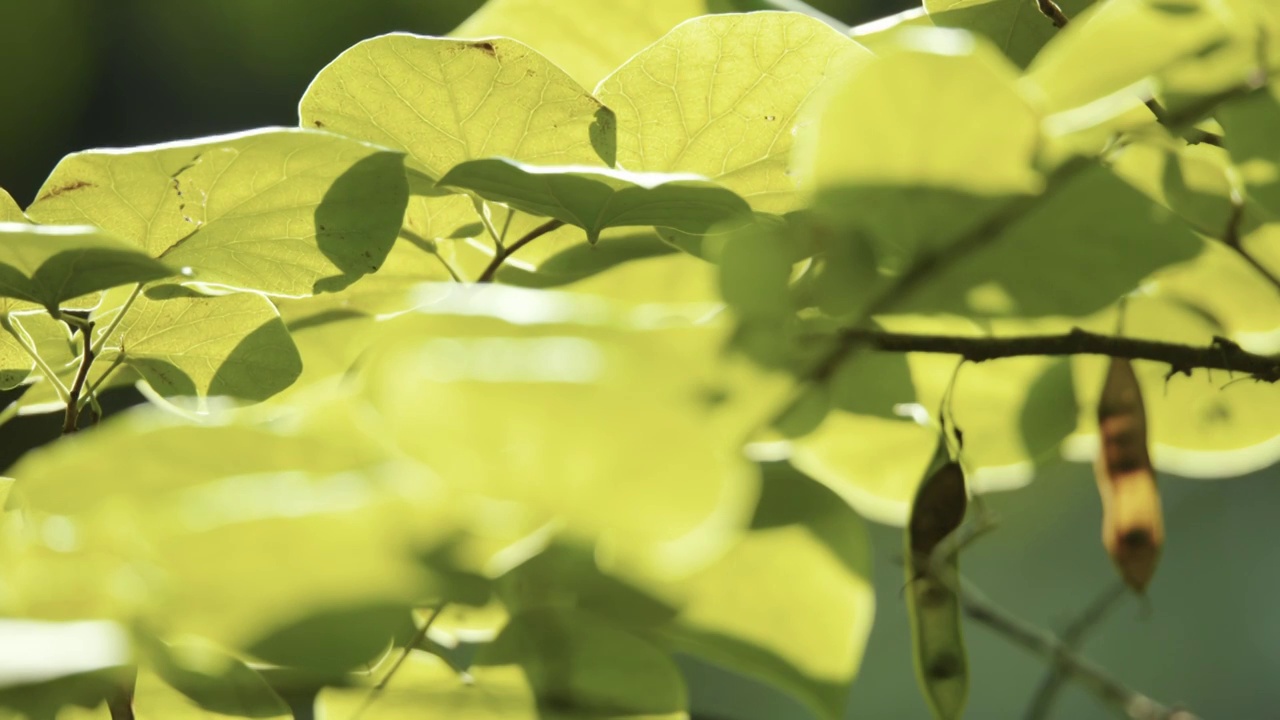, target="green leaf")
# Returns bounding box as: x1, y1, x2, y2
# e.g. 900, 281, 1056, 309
320, 609, 687, 719
145, 638, 289, 718
450, 0, 710, 89
92, 286, 303, 407
356, 285, 789, 583
1025, 0, 1234, 115
0, 223, 172, 314
300, 34, 614, 177
925, 0, 1094, 68
25, 128, 409, 296
847, 8, 935, 54
438, 159, 751, 244
1219, 84, 1280, 218
3, 405, 447, 656
0, 188, 24, 223
659, 462, 874, 720
596, 12, 872, 214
